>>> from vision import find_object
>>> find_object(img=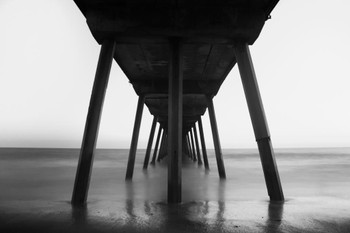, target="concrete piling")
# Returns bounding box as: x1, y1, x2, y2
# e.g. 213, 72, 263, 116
233, 42, 284, 201
143, 116, 157, 169
207, 97, 226, 179
150, 127, 162, 165
167, 39, 183, 203
186, 134, 193, 159
193, 124, 203, 165
189, 129, 197, 161
198, 117, 209, 170
125, 95, 145, 180
72, 40, 116, 205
